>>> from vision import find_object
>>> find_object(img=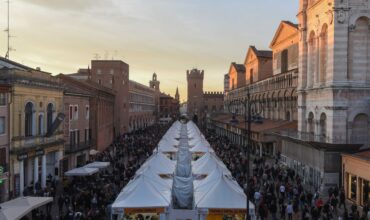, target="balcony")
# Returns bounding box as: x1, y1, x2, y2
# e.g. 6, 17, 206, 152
64, 141, 91, 154
278, 129, 367, 150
